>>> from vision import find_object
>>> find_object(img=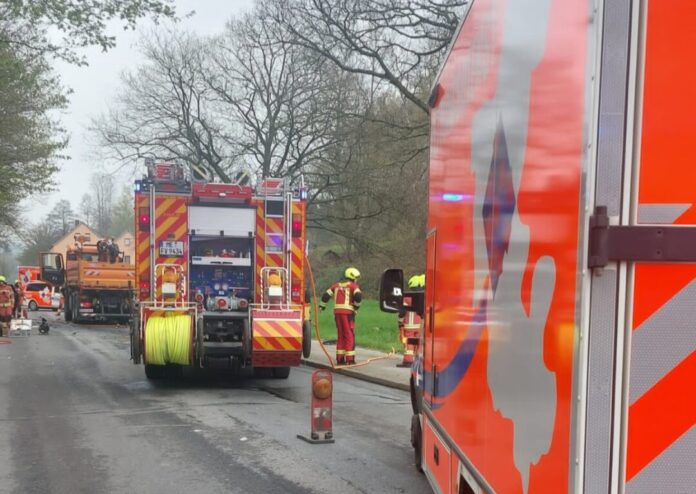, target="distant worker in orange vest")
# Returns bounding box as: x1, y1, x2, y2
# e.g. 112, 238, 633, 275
0, 275, 15, 335
319, 267, 362, 365
398, 274, 425, 367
